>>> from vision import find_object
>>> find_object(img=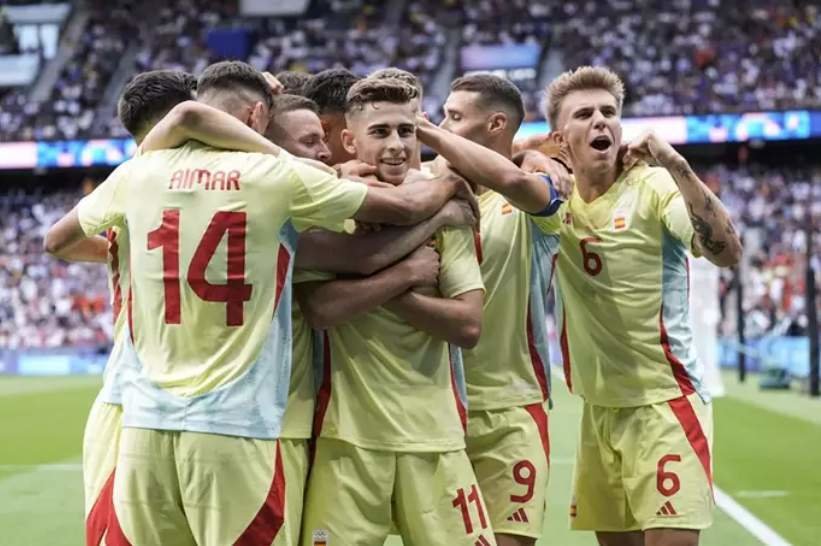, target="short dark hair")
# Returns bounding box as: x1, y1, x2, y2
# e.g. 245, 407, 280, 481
197, 60, 274, 109
117, 69, 196, 140
369, 67, 423, 97
275, 70, 312, 95
303, 68, 361, 115
346, 77, 419, 115
271, 94, 319, 117
451, 73, 525, 130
